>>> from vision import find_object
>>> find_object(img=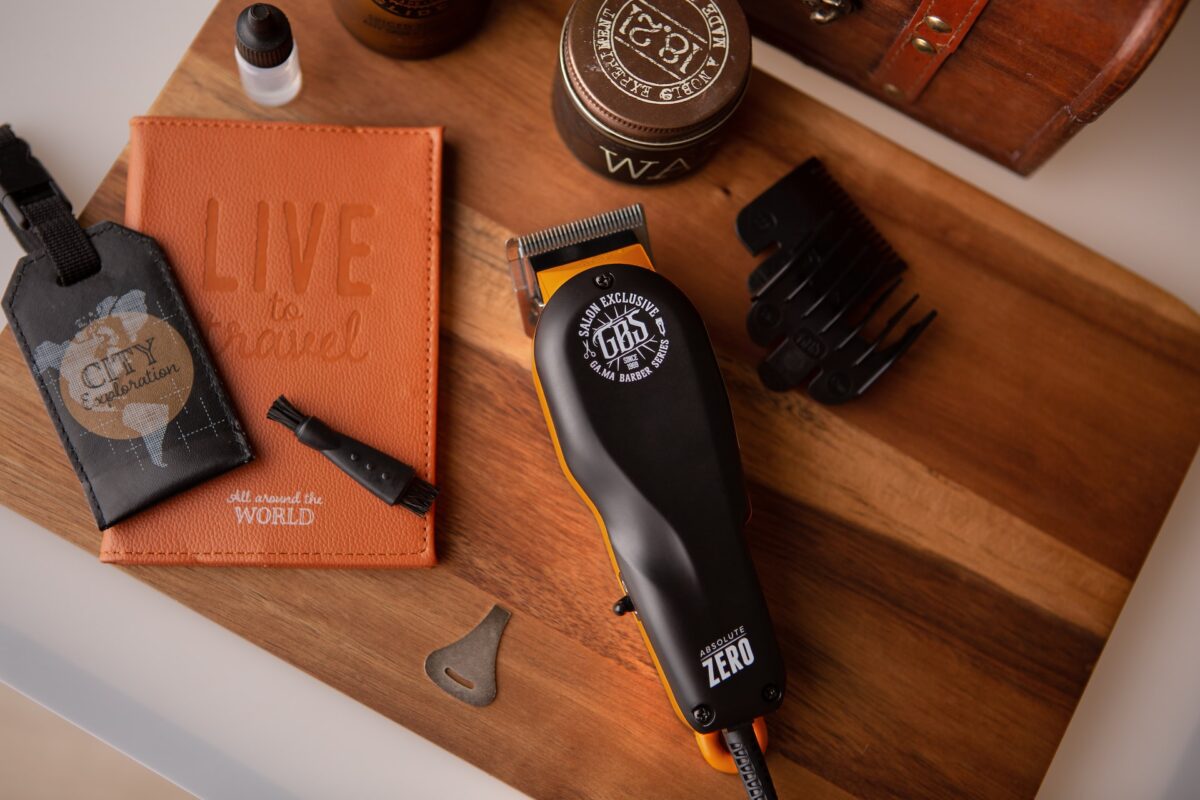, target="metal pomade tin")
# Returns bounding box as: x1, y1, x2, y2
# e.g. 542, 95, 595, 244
331, 0, 489, 59
553, 0, 751, 184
